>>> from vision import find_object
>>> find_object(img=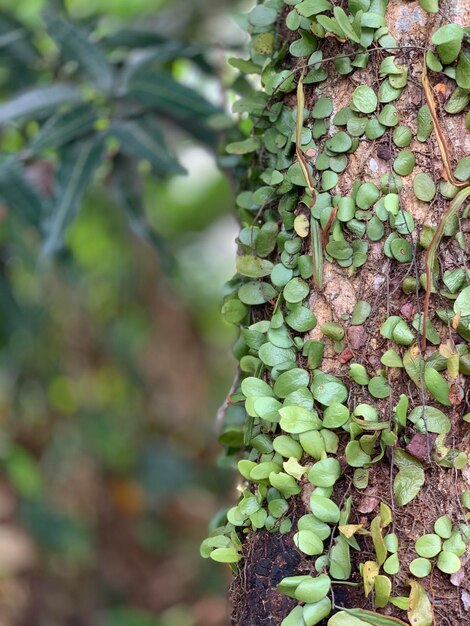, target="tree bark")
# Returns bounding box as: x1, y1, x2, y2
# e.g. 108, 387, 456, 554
225, 1, 470, 625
